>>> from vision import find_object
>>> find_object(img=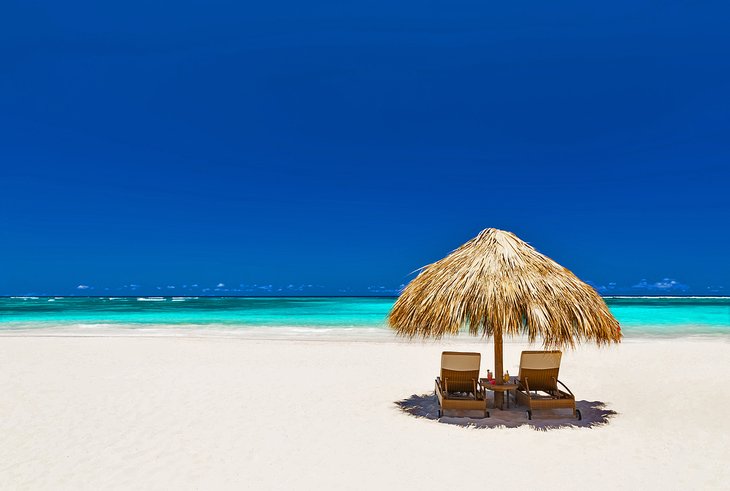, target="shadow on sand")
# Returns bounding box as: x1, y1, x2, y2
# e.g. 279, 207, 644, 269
395, 392, 616, 431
